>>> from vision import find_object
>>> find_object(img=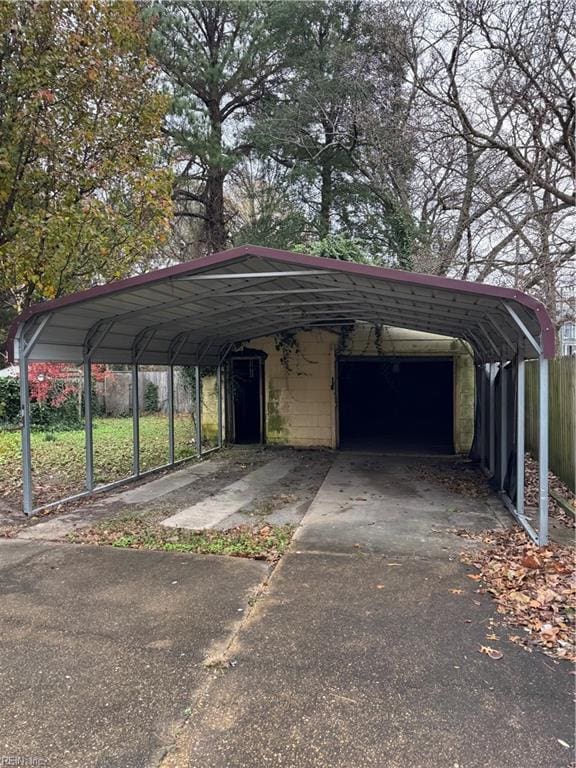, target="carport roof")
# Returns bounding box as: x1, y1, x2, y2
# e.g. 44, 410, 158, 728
9, 244, 554, 366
